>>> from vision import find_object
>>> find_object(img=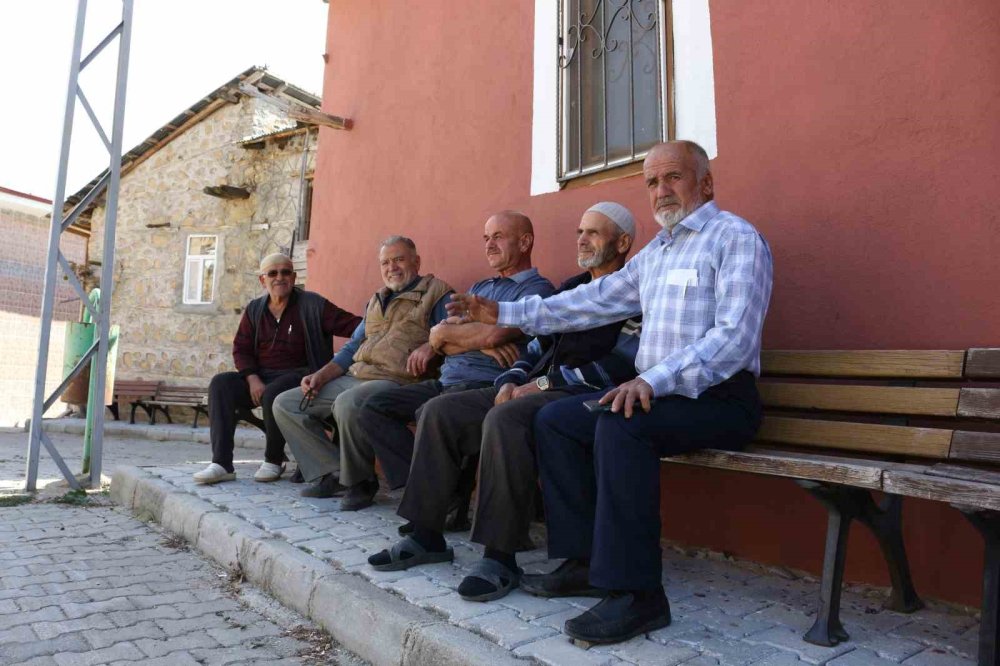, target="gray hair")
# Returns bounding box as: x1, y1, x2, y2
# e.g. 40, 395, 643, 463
676, 140, 710, 179
380, 235, 417, 253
